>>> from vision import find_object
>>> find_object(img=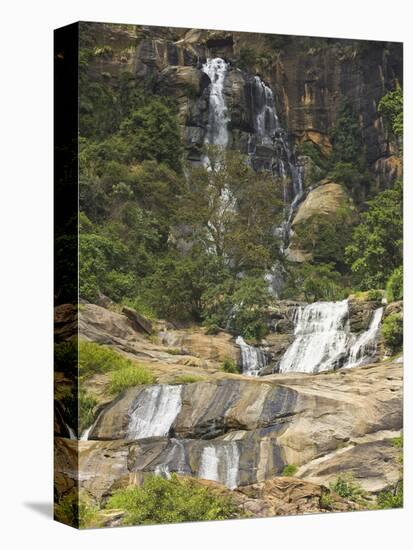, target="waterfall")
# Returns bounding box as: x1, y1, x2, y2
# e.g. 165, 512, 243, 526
67, 426, 77, 440
279, 300, 384, 374
251, 76, 303, 210
198, 442, 240, 489
127, 385, 182, 440
202, 58, 229, 148
346, 307, 384, 368
279, 300, 350, 374
236, 336, 267, 376
154, 438, 188, 479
